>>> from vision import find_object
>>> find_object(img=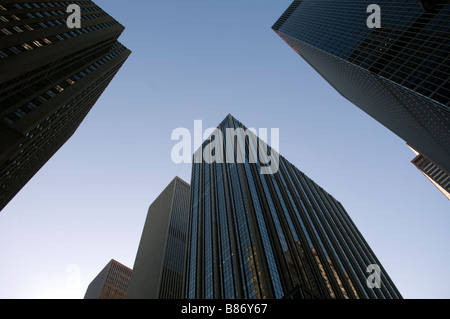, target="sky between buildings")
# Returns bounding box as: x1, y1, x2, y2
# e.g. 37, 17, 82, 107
0, 0, 449, 299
